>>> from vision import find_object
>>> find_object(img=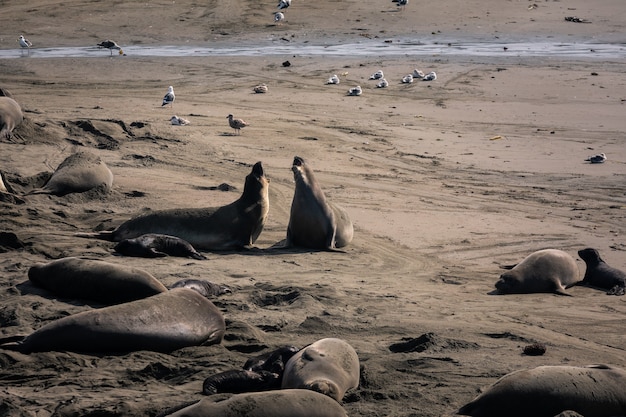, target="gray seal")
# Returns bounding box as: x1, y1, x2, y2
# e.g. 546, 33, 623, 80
28, 257, 167, 304
77, 162, 269, 250
114, 233, 207, 260
495, 249, 580, 295
162, 389, 349, 417
286, 156, 353, 250
0, 96, 23, 139
457, 364, 626, 417
27, 151, 113, 196
281, 338, 360, 402
0, 288, 224, 353
577, 247, 626, 295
